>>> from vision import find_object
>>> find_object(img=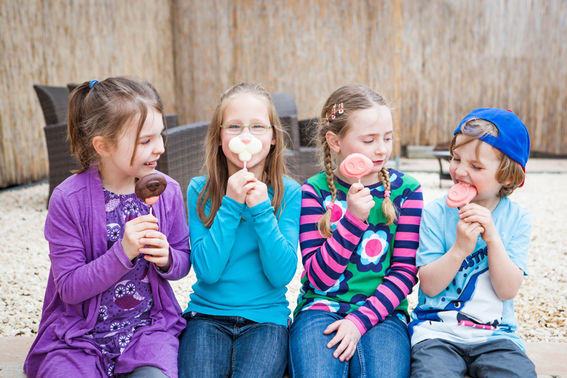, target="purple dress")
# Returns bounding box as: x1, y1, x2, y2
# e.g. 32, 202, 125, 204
84, 190, 153, 376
